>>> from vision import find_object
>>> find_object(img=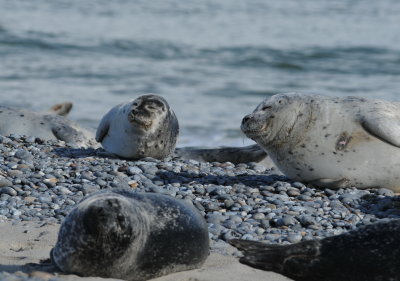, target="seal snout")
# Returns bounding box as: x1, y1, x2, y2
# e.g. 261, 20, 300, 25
241, 113, 268, 139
